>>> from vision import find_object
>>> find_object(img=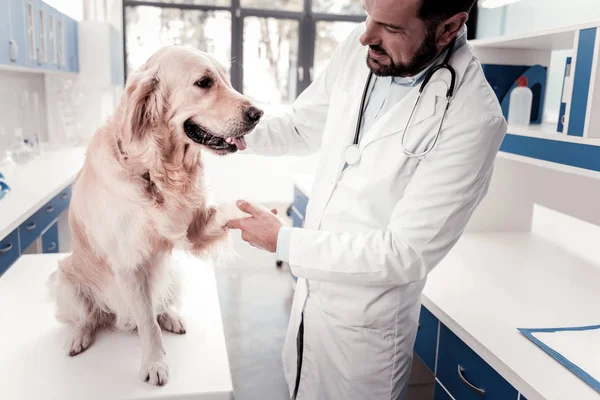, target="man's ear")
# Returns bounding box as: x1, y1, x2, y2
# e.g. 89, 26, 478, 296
436, 12, 468, 48
122, 65, 164, 144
